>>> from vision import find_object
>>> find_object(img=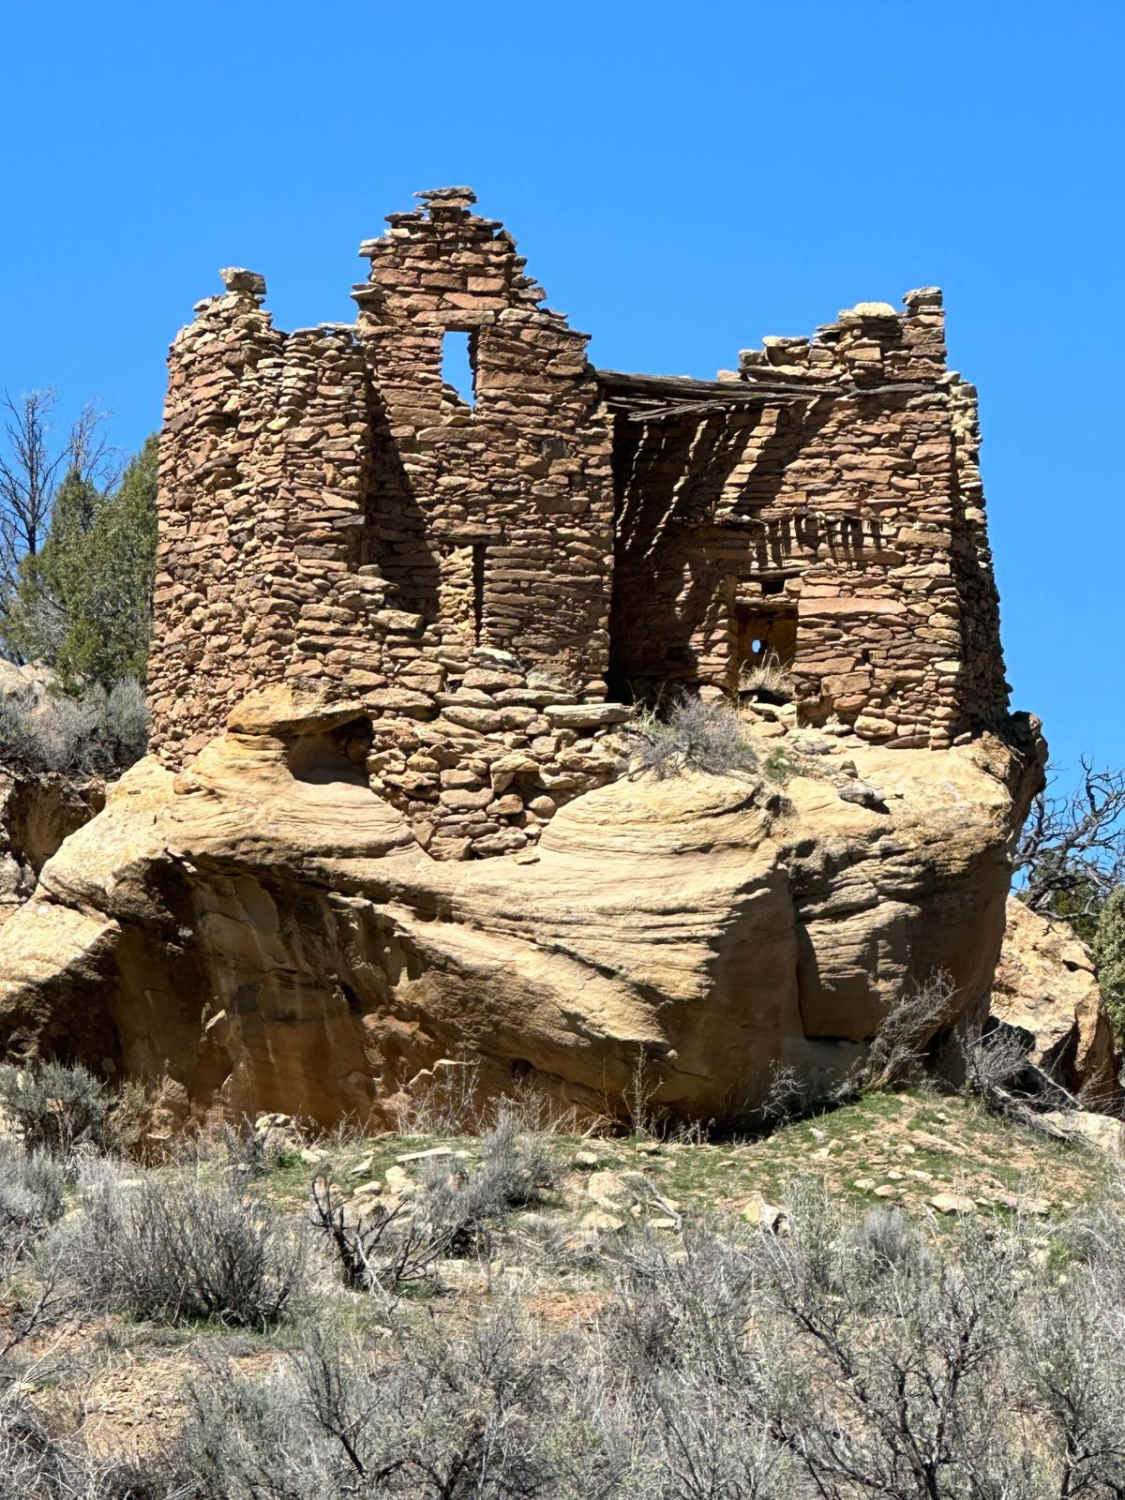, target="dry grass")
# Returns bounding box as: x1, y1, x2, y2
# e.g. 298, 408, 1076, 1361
738, 648, 794, 700
626, 695, 759, 780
